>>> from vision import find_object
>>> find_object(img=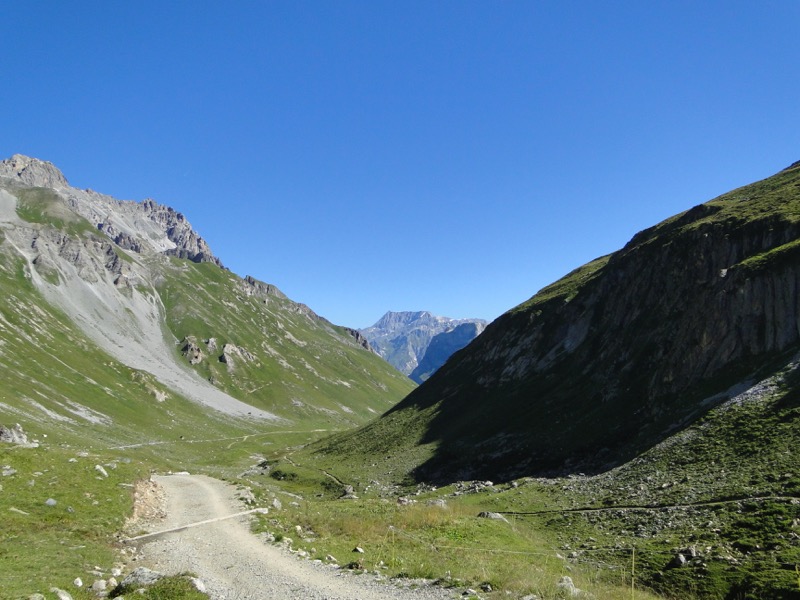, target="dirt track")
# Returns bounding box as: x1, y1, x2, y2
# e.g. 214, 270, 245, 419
136, 474, 457, 600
